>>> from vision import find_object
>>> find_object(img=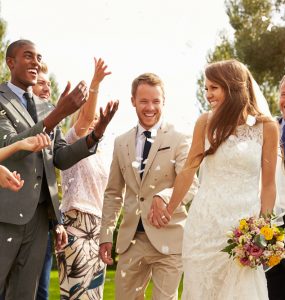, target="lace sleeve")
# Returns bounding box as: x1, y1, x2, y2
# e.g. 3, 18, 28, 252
65, 127, 81, 144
